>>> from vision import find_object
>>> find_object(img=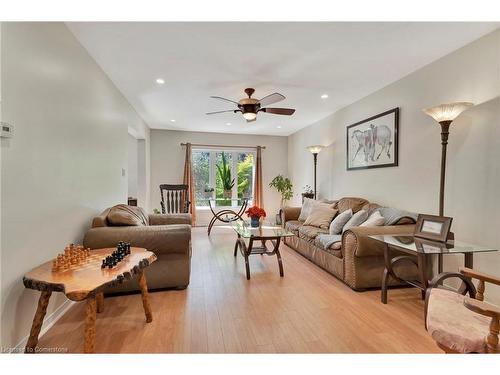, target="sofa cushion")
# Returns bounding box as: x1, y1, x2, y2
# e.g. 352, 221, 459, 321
342, 209, 369, 232
362, 202, 381, 215
326, 248, 343, 258
426, 288, 490, 353
360, 210, 385, 227
337, 197, 369, 213
298, 225, 328, 243
285, 220, 303, 235
303, 203, 338, 229
314, 236, 342, 254
329, 209, 353, 234
377, 207, 418, 225
107, 204, 149, 226
298, 197, 317, 221
320, 199, 338, 206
